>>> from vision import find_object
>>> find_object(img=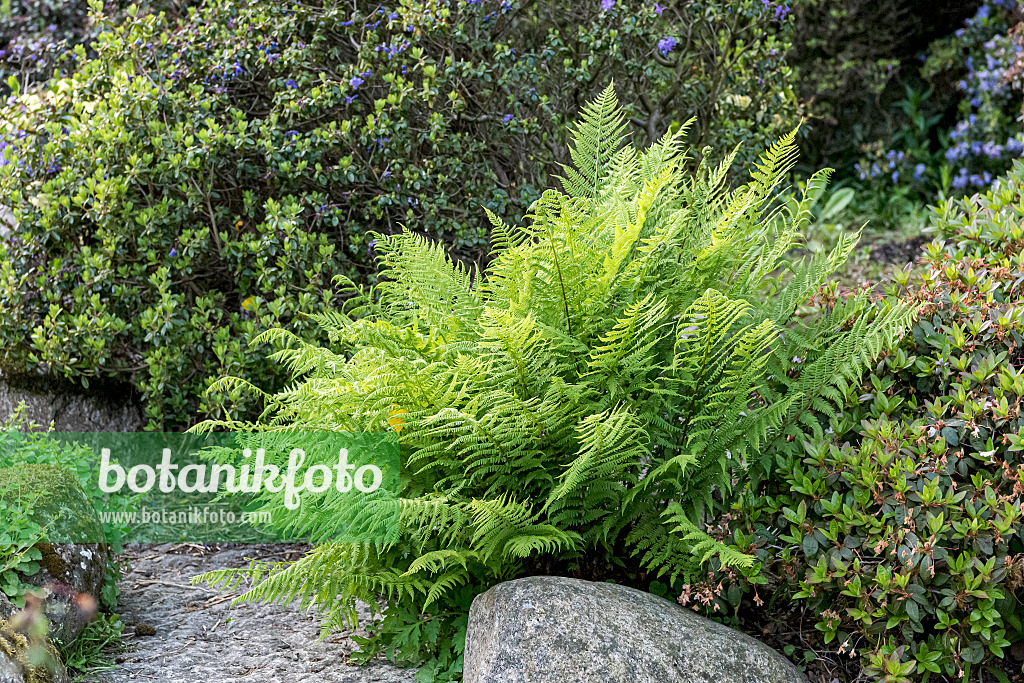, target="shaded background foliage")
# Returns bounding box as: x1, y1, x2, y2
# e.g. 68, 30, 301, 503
791, 0, 982, 173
